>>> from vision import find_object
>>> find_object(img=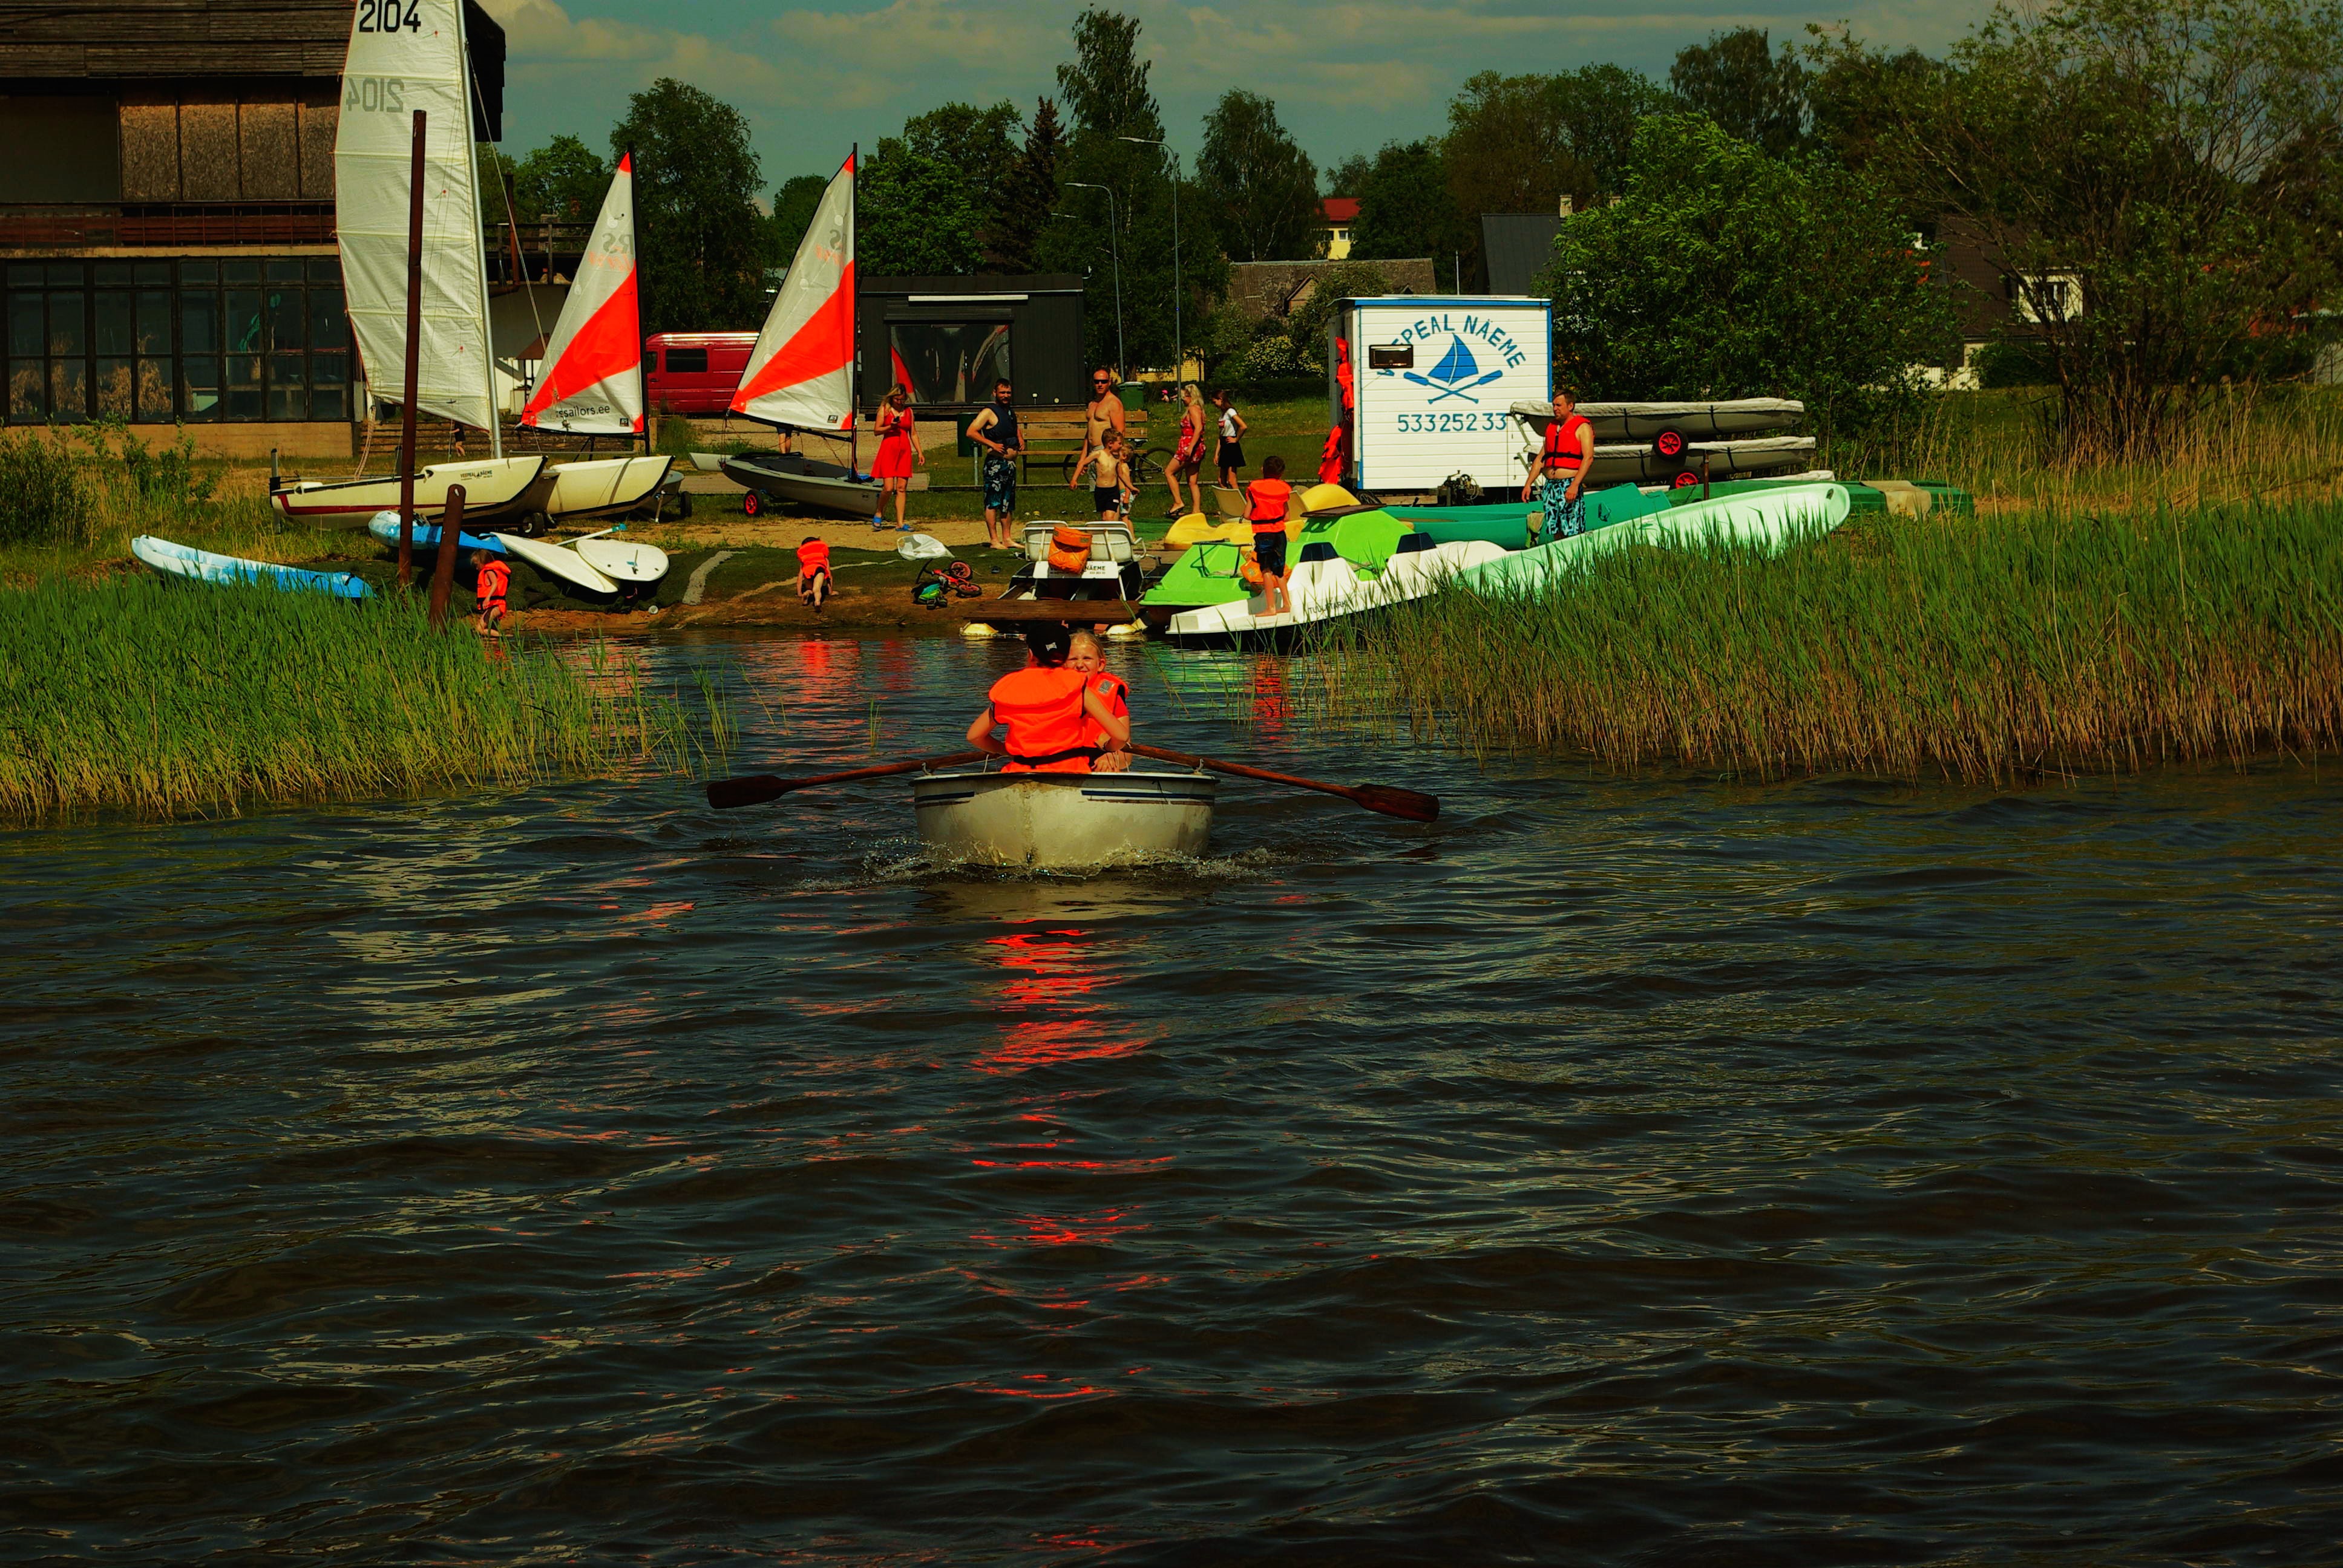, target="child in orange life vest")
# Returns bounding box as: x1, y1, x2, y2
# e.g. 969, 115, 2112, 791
471, 548, 510, 638
1067, 630, 1132, 773
794, 535, 831, 610
966, 627, 1130, 773
1243, 454, 1296, 616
